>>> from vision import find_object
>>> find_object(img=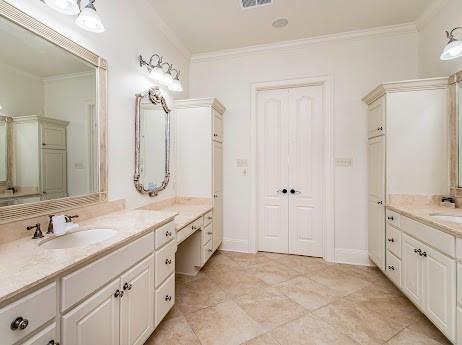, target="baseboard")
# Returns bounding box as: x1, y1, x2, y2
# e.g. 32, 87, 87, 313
335, 248, 374, 266
220, 238, 249, 253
